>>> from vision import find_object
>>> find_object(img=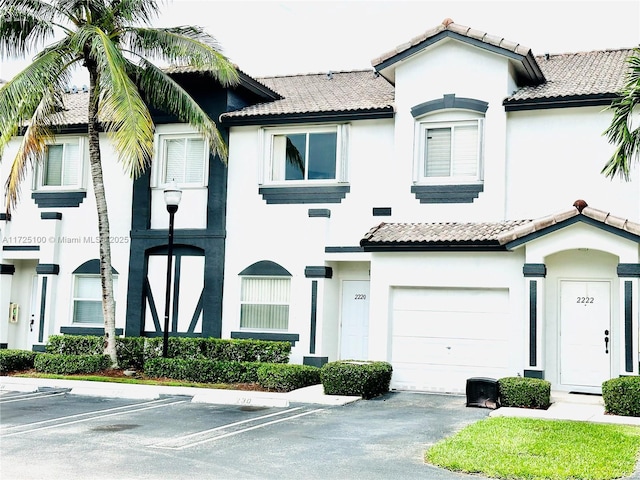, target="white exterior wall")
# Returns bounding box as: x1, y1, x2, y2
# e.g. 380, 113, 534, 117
0, 131, 133, 349
506, 107, 640, 220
